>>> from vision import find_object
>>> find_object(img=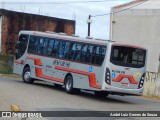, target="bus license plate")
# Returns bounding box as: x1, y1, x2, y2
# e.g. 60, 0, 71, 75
121, 83, 129, 87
